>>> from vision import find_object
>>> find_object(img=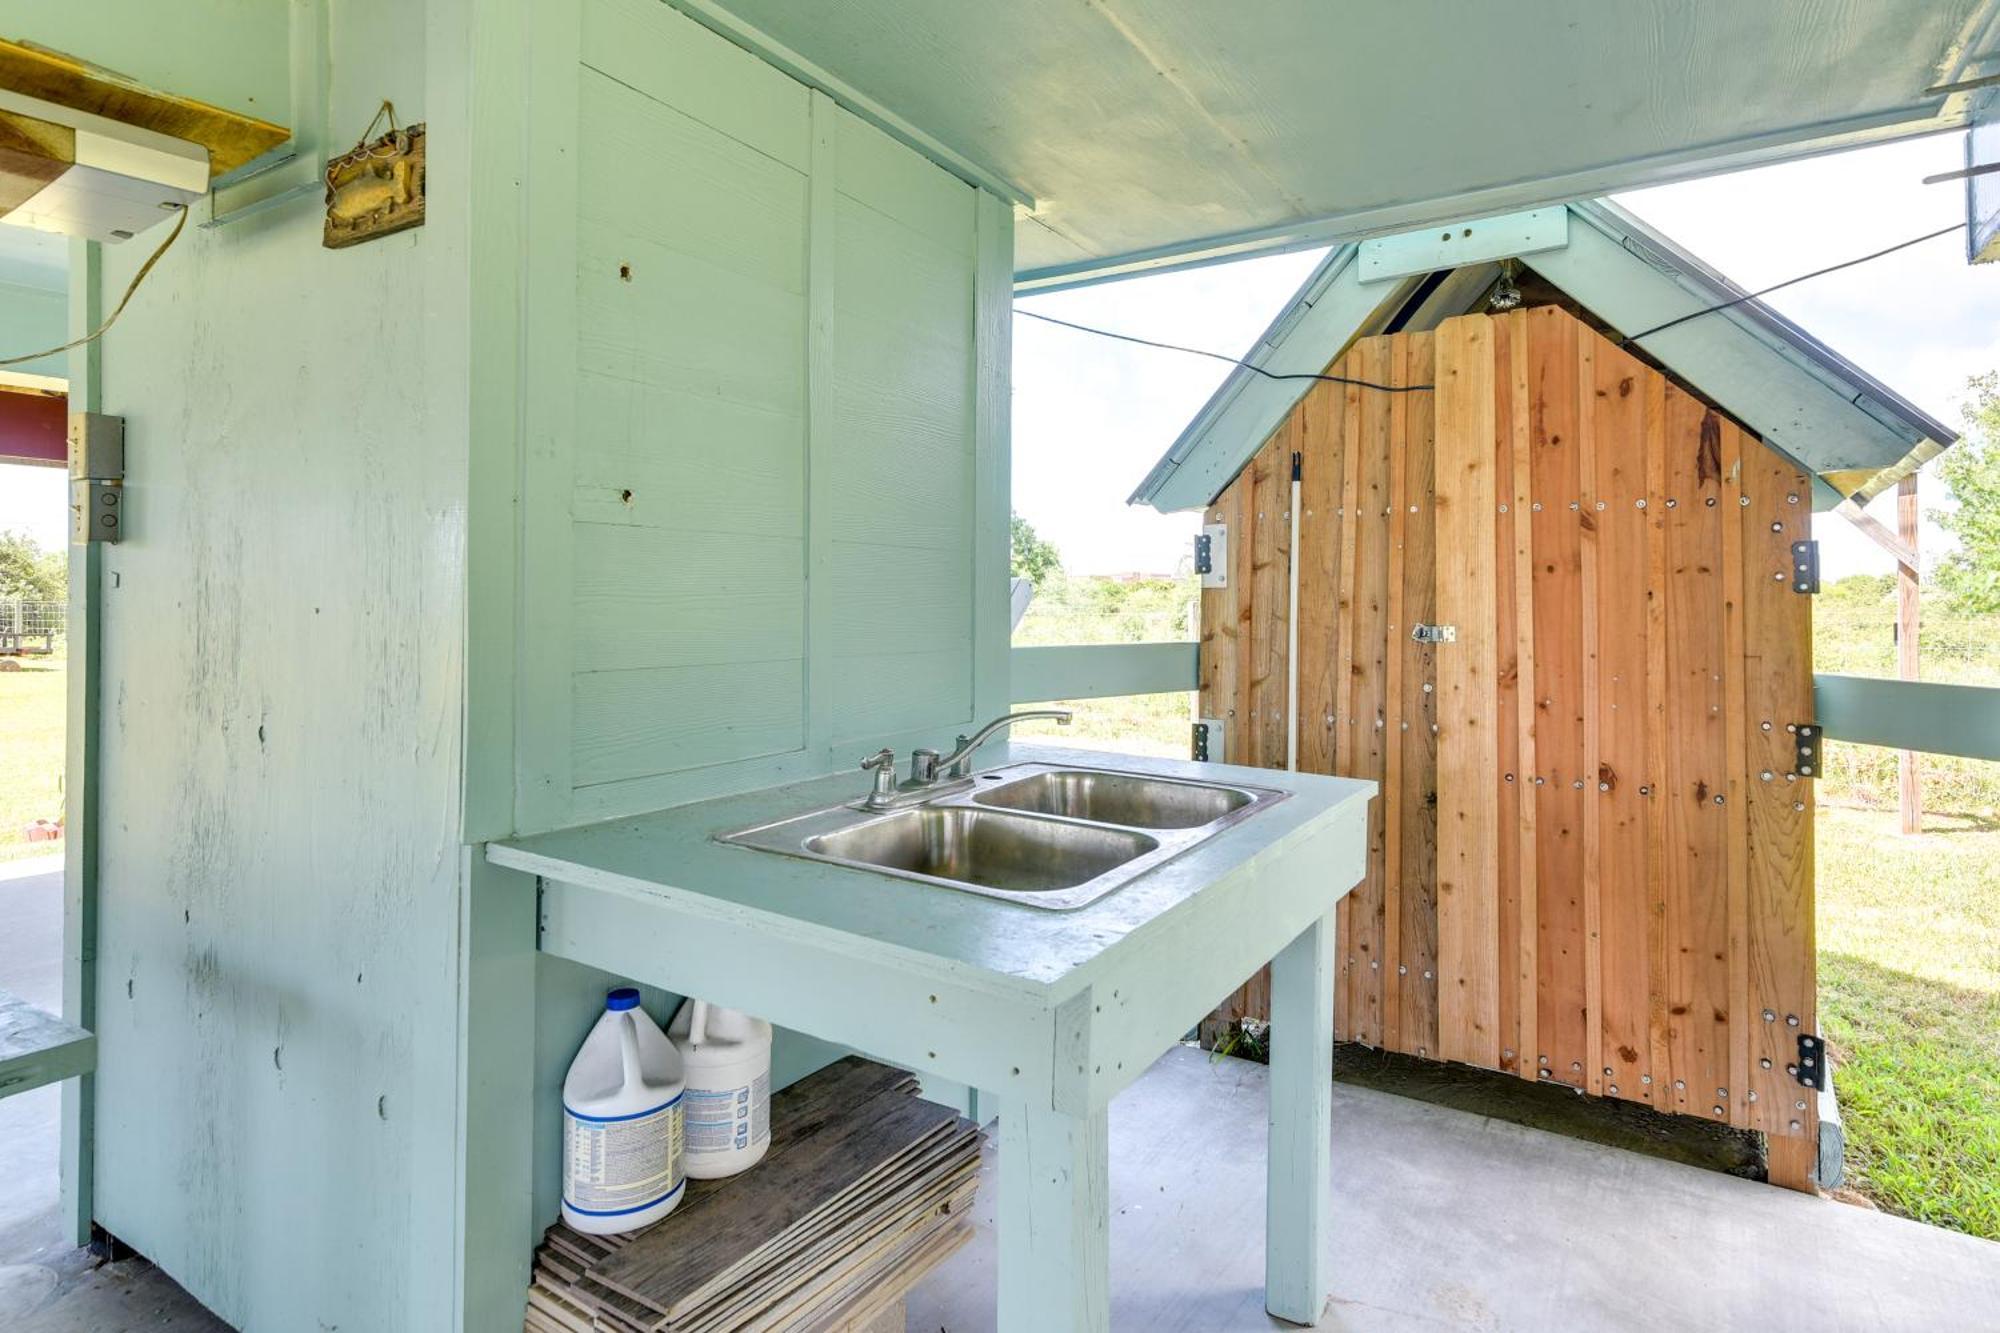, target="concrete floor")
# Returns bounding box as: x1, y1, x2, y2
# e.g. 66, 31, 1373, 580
910, 1047, 2000, 1332
3, 858, 1996, 1331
